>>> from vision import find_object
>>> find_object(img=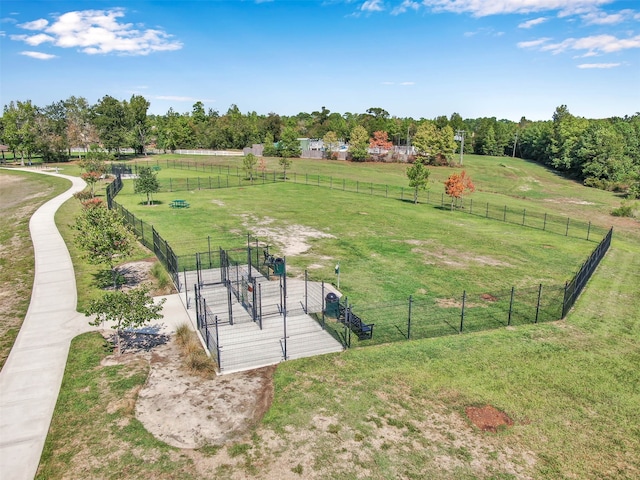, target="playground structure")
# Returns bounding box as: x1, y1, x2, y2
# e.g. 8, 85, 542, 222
185, 243, 344, 373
